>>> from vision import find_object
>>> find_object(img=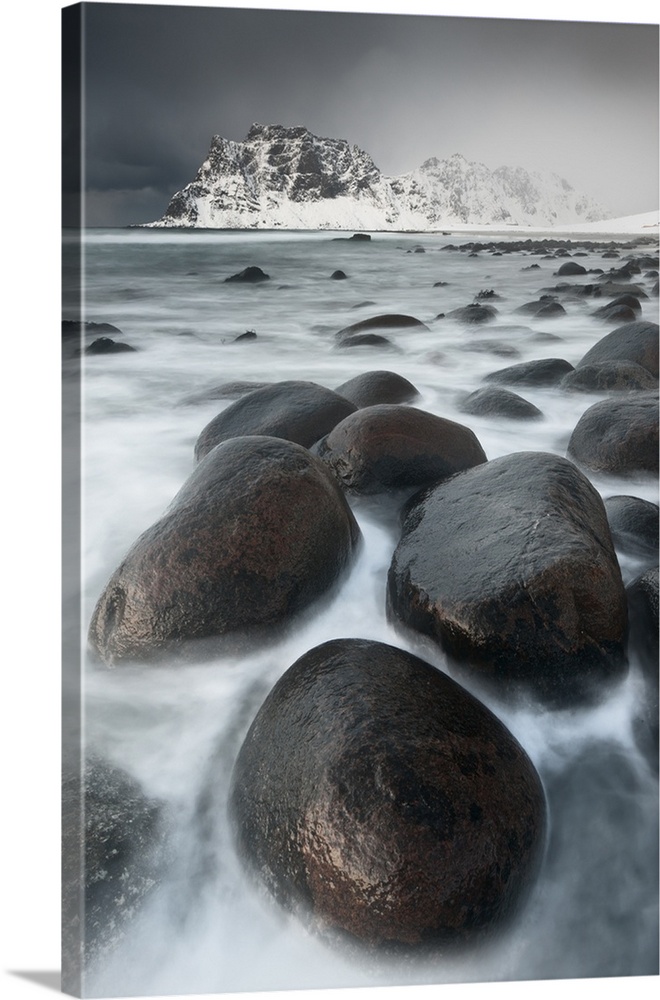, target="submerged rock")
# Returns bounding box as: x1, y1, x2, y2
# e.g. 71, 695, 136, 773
567, 392, 659, 475
335, 313, 429, 342
387, 452, 628, 707
224, 266, 270, 283
88, 437, 361, 664
229, 638, 547, 950
484, 357, 574, 387
577, 321, 659, 377
86, 337, 137, 354
560, 361, 657, 393
457, 386, 543, 420
314, 404, 487, 496
194, 380, 357, 461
